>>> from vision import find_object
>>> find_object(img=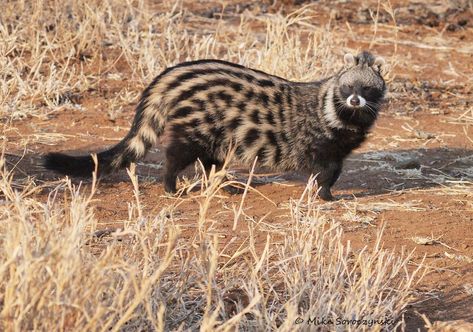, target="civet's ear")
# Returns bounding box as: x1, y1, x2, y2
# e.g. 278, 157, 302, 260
372, 56, 386, 72
344, 53, 356, 67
